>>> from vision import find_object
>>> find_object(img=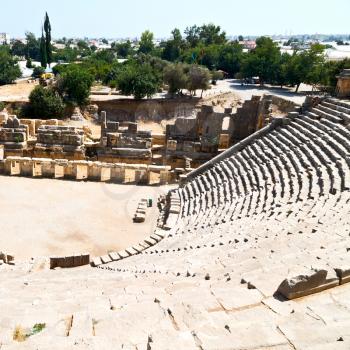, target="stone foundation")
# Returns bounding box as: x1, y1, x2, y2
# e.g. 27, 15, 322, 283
1, 157, 171, 185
